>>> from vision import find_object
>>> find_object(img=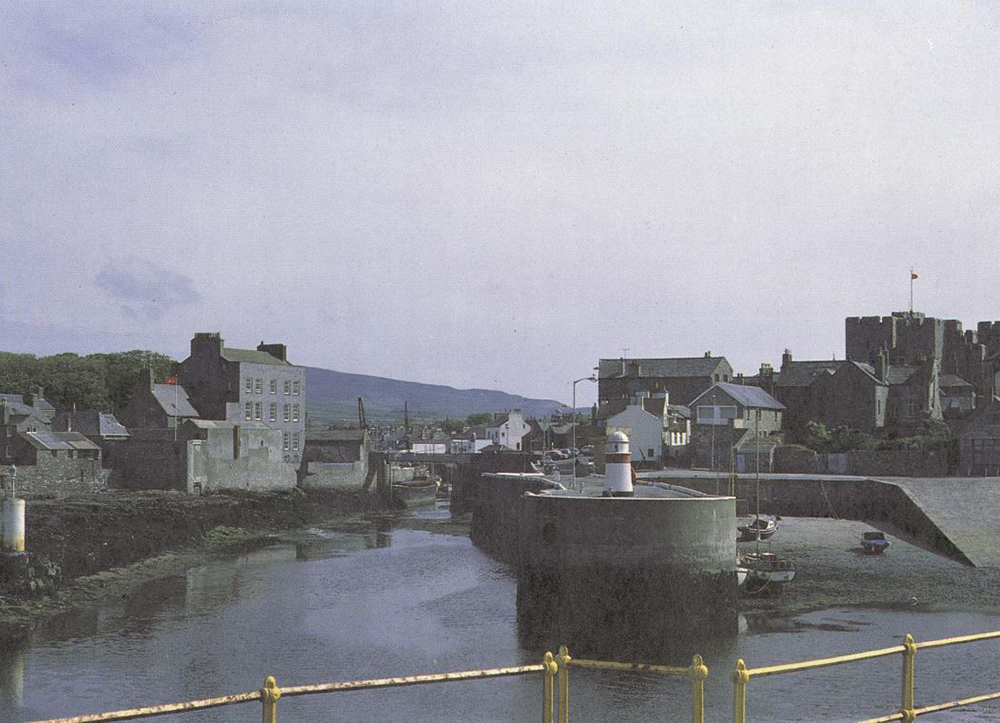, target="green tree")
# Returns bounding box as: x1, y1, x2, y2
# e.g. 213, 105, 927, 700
466, 412, 493, 427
